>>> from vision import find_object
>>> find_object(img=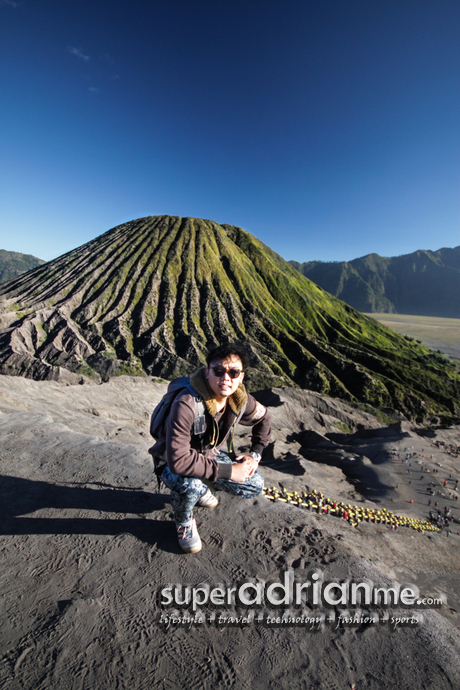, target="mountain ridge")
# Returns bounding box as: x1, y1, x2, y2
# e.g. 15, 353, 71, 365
290, 246, 460, 317
0, 215, 458, 419
0, 249, 45, 283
